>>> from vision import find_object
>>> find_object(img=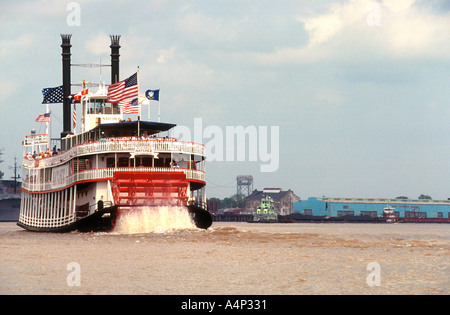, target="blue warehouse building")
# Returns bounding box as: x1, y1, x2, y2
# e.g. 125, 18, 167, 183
294, 197, 450, 220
